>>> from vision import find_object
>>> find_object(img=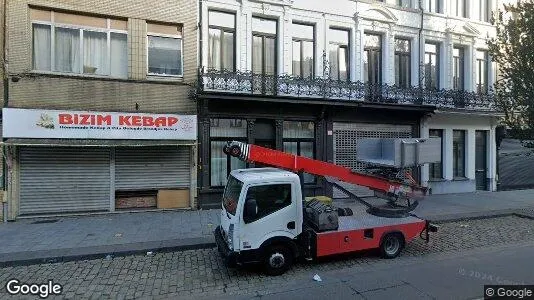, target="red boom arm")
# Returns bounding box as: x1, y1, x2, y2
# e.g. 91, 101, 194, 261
224, 141, 428, 198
